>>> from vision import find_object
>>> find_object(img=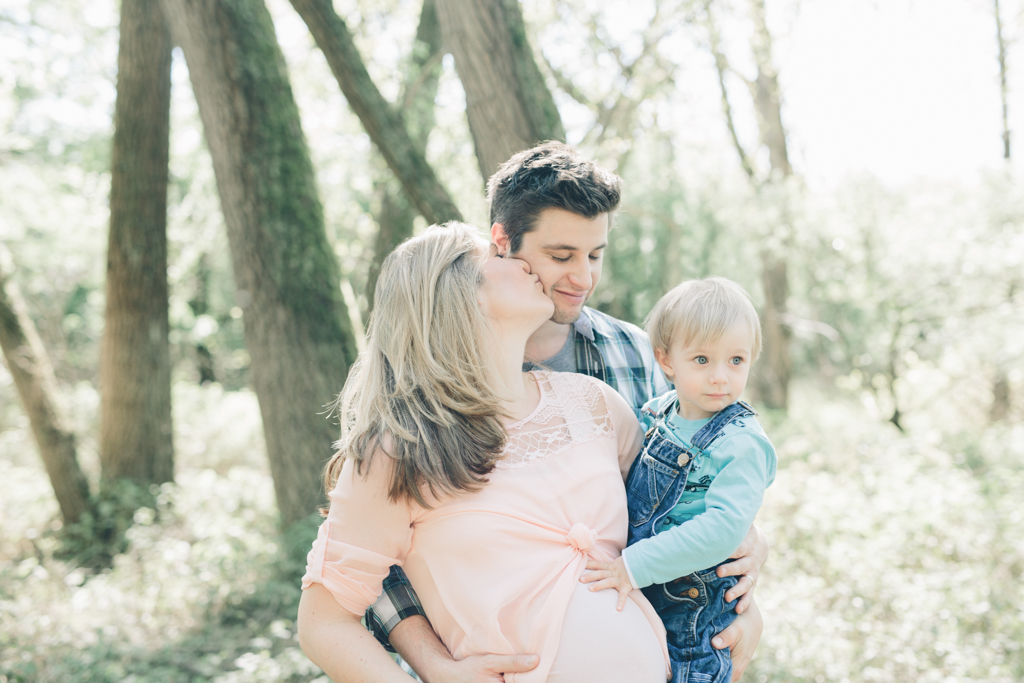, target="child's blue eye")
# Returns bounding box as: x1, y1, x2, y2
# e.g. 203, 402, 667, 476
730, 357, 743, 365
695, 356, 708, 365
